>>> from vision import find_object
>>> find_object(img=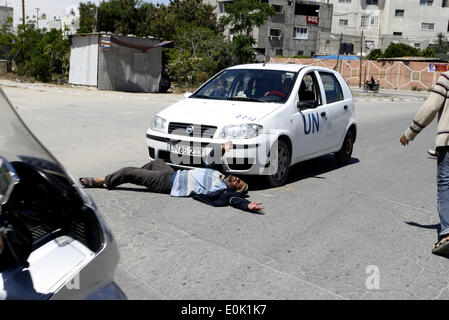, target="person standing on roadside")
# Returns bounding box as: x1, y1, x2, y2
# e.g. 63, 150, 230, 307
400, 72, 449, 256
